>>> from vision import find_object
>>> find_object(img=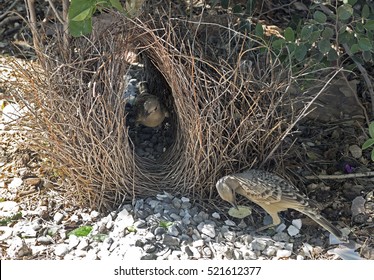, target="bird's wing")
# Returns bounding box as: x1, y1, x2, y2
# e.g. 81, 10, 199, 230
234, 170, 313, 208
